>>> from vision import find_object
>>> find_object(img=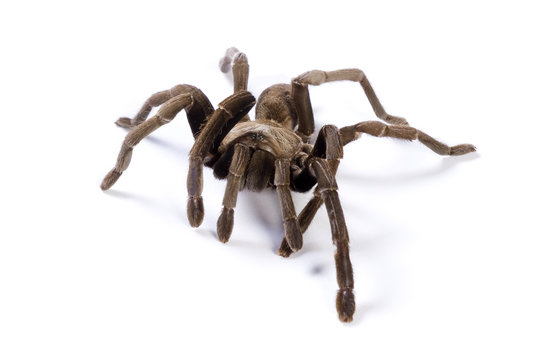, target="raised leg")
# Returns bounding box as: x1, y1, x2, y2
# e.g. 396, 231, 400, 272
340, 121, 476, 155
310, 158, 355, 322
101, 93, 194, 190
187, 90, 256, 227
116, 84, 214, 135
219, 47, 251, 123
275, 159, 303, 252
219, 47, 250, 93
292, 68, 407, 140
216, 143, 251, 242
